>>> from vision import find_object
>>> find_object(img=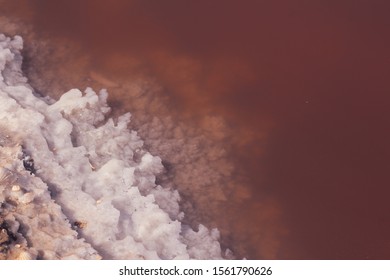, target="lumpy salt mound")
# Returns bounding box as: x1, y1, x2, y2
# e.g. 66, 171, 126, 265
0, 34, 224, 259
